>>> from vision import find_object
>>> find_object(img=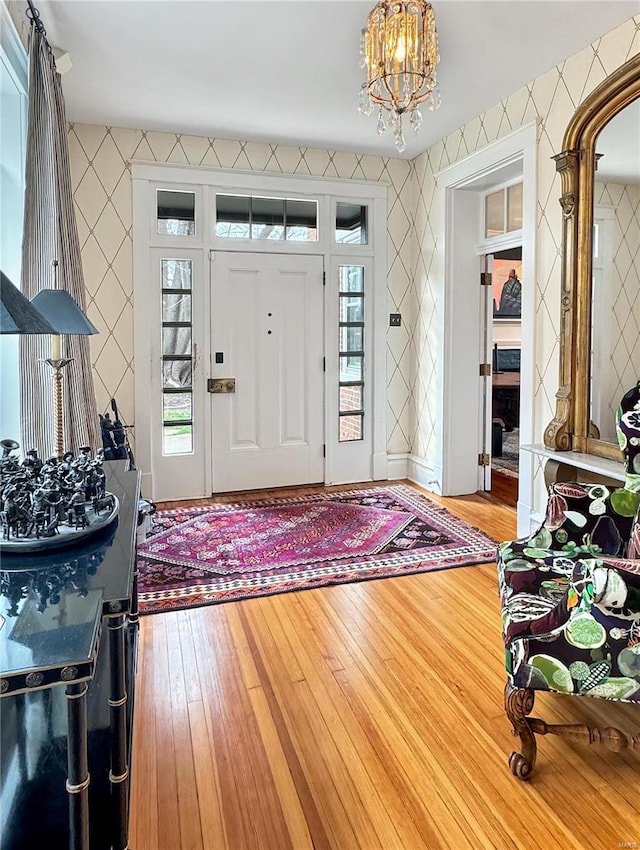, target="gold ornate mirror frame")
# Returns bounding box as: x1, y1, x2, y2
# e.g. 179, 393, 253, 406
544, 52, 640, 461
